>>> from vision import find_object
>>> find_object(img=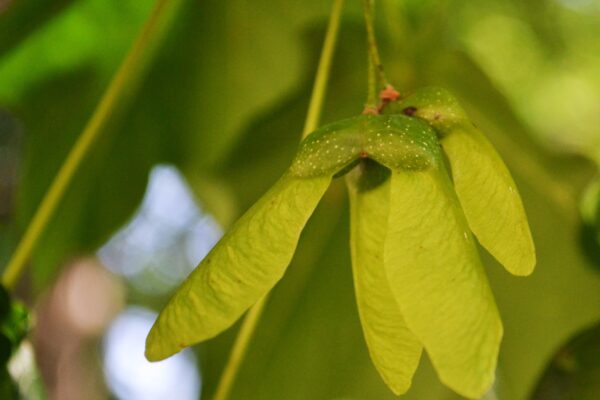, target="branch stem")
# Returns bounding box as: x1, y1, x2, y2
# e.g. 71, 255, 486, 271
212, 296, 267, 400
212, 1, 345, 399
1, 0, 178, 289
302, 0, 345, 139
362, 0, 387, 108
